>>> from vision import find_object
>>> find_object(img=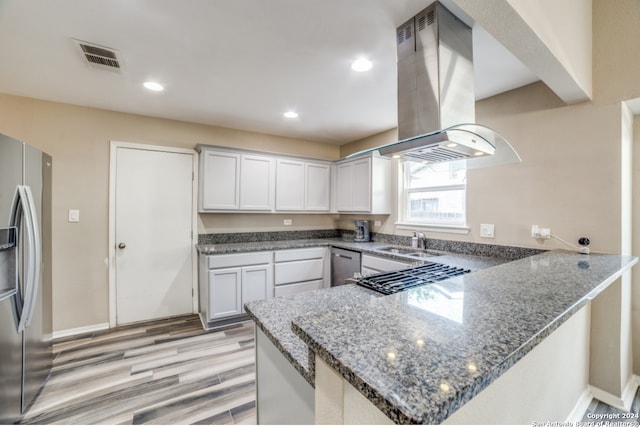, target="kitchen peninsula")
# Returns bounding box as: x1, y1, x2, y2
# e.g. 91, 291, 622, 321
245, 248, 637, 425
